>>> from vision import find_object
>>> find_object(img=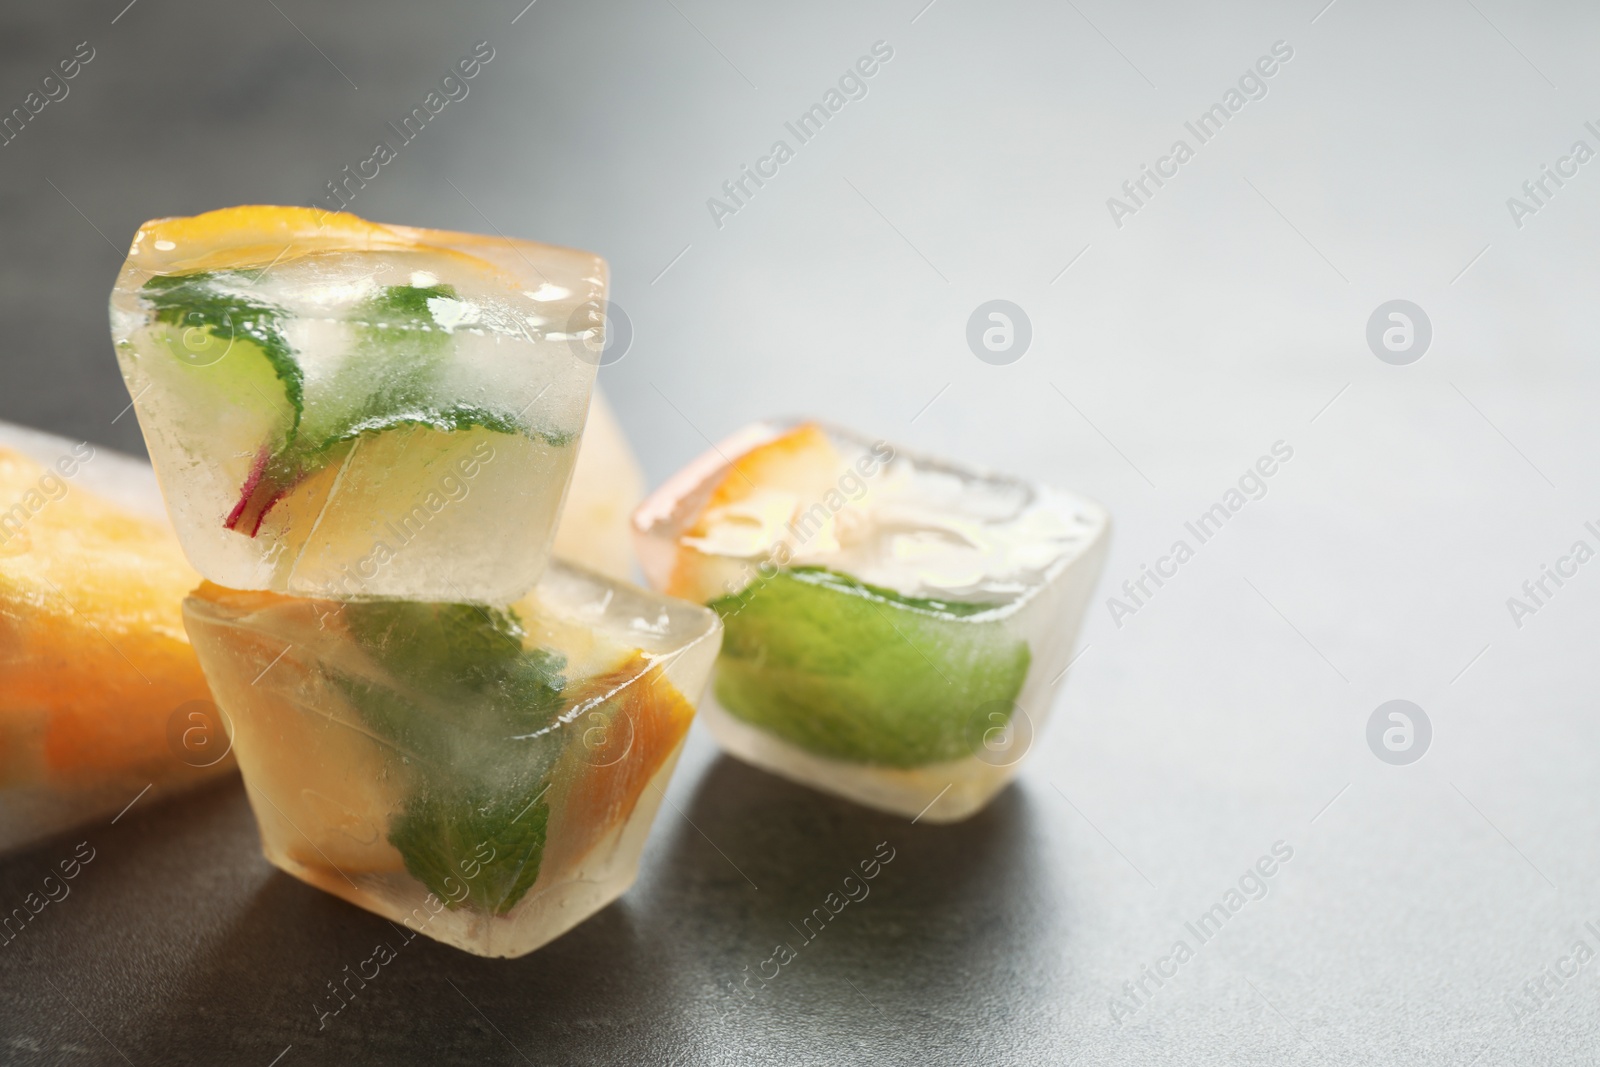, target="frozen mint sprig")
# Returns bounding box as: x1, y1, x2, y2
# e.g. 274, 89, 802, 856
141, 272, 562, 536
337, 601, 570, 916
